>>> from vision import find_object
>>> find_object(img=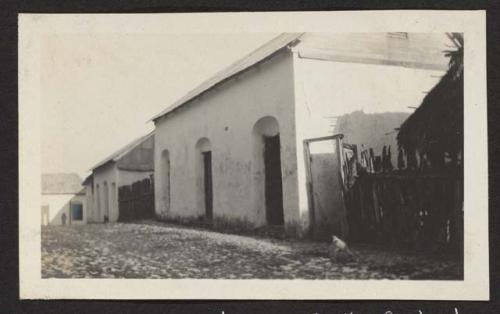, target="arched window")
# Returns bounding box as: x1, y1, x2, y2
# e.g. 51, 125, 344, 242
252, 116, 284, 225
